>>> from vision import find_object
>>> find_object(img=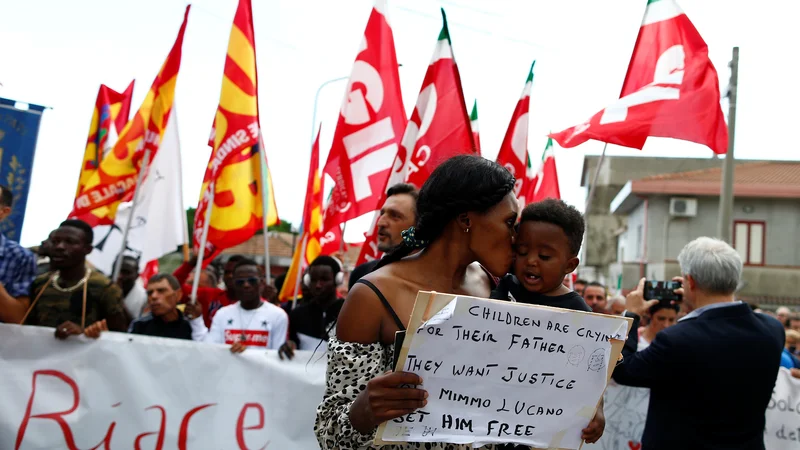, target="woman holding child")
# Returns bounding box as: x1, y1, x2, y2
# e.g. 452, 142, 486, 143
315, 155, 604, 449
